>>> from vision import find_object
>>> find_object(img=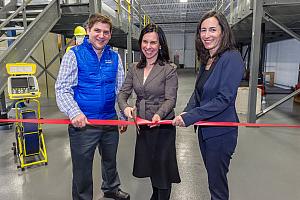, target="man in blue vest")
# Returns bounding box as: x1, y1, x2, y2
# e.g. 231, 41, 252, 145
55, 13, 129, 200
